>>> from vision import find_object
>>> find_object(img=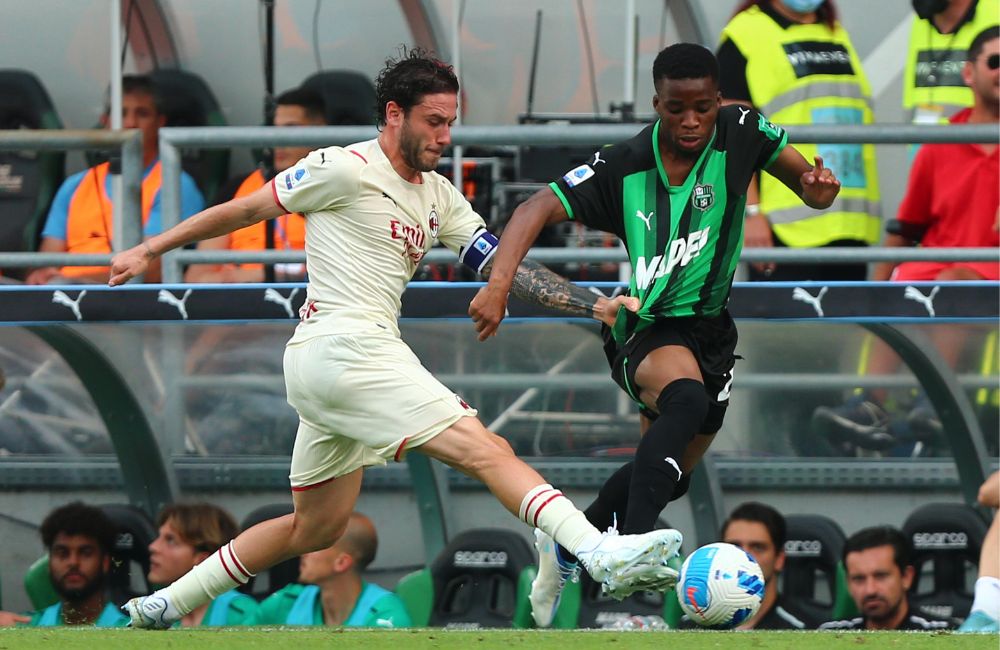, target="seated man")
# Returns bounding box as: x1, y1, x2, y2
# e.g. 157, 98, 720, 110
0, 502, 127, 627
147, 503, 258, 627
184, 87, 326, 283
718, 502, 820, 629
812, 27, 1000, 453
245, 512, 410, 627
26, 74, 204, 284
820, 526, 955, 631
959, 471, 1000, 633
